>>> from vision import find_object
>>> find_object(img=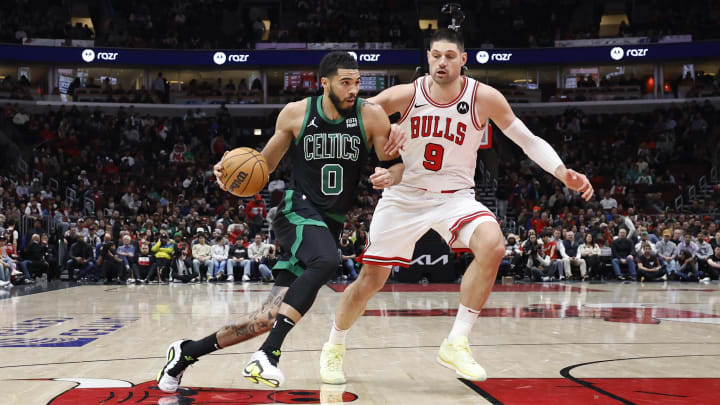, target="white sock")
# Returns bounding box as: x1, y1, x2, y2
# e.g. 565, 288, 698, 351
448, 304, 480, 341
328, 321, 347, 345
